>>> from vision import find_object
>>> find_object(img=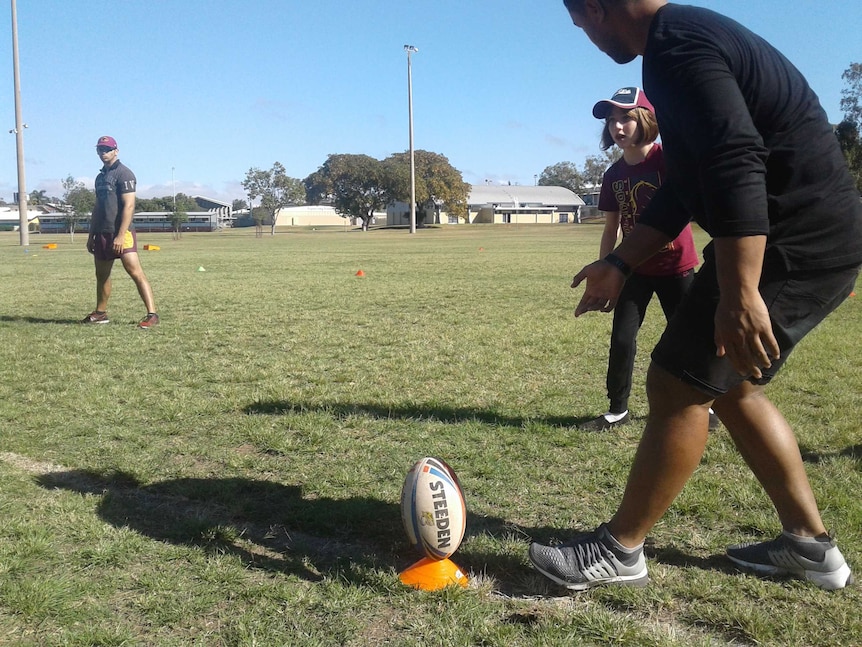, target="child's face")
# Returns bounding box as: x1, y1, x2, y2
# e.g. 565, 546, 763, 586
606, 106, 640, 149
